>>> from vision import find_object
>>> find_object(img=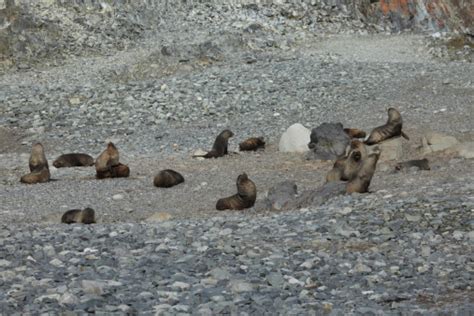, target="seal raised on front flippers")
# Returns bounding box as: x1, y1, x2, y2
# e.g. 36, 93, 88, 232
20, 142, 51, 184
395, 158, 430, 172
216, 173, 257, 210
326, 140, 368, 182
365, 108, 409, 145
239, 137, 265, 151
193, 129, 234, 158
61, 207, 96, 224
53, 153, 94, 168
346, 148, 381, 194
153, 169, 184, 188
95, 142, 129, 179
